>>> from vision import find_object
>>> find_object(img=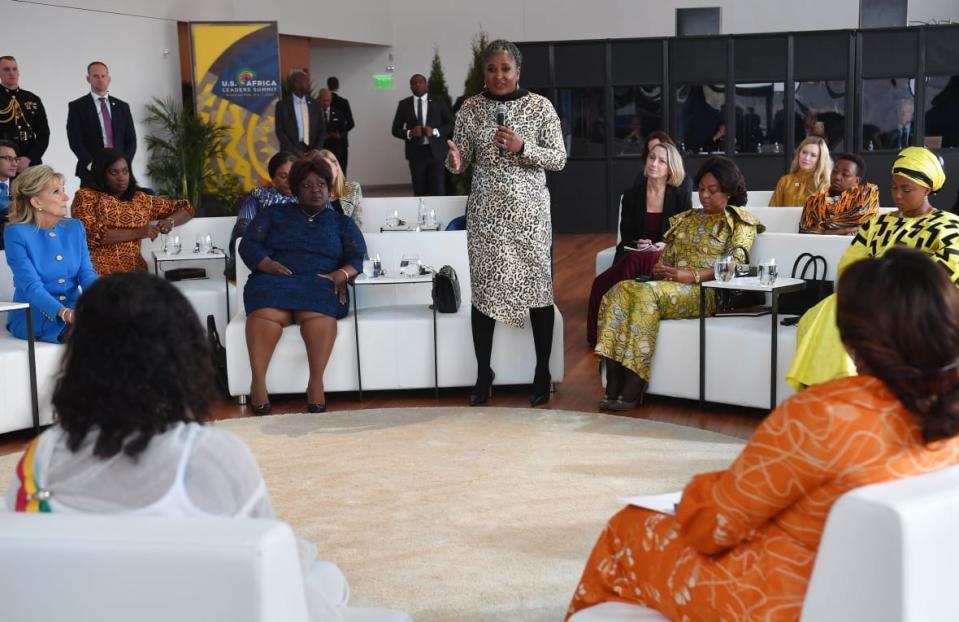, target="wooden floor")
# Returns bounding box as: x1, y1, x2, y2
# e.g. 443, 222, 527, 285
0, 233, 765, 457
